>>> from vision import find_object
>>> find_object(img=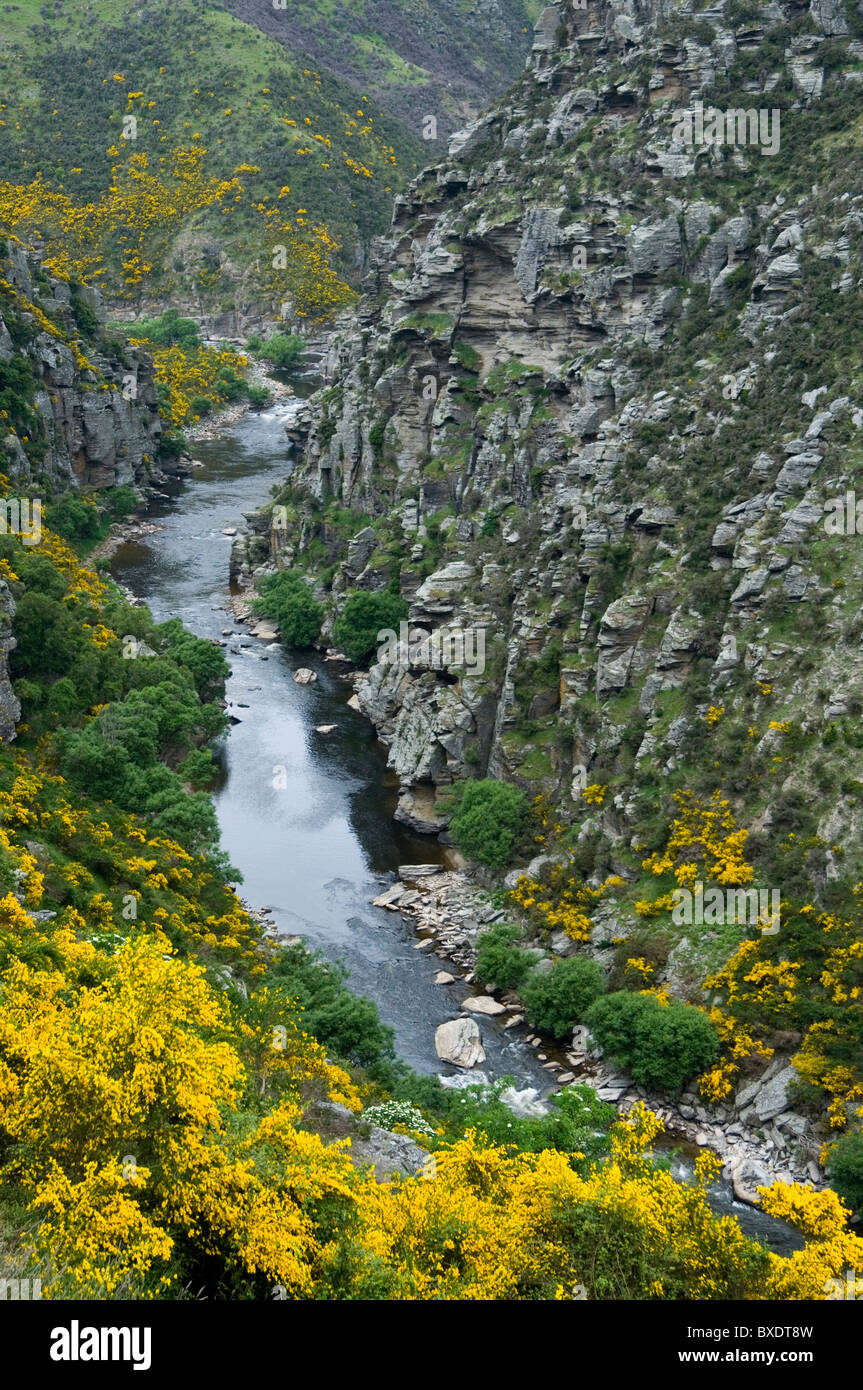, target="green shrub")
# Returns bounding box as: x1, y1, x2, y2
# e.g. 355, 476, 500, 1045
827, 1131, 863, 1213
449, 778, 528, 871
585, 991, 720, 1092
45, 493, 101, 542
118, 307, 200, 350
265, 943, 395, 1070
103, 485, 140, 520
258, 332, 305, 370
475, 922, 536, 991
254, 570, 322, 648
332, 590, 408, 663
522, 956, 605, 1038
247, 384, 273, 408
